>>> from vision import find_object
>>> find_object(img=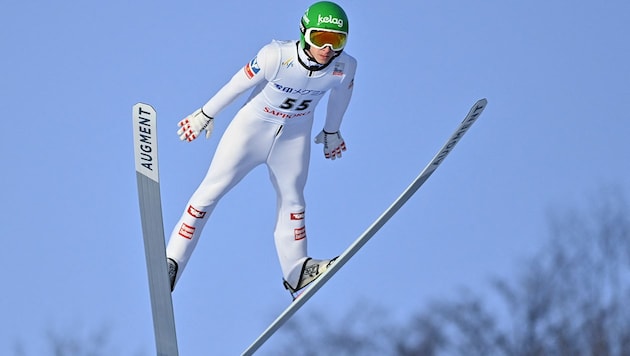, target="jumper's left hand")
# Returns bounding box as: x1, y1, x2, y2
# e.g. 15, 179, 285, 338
314, 130, 346, 160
